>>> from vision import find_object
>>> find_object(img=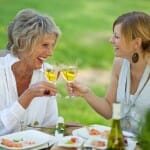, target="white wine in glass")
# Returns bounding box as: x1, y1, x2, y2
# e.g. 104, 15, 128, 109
61, 66, 77, 82
44, 63, 61, 98
61, 65, 78, 99
45, 68, 59, 83
44, 64, 60, 83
